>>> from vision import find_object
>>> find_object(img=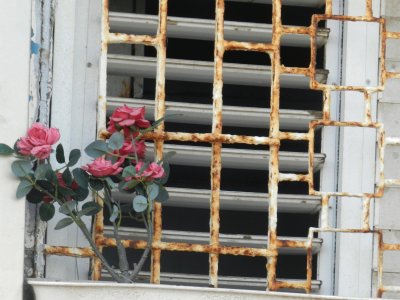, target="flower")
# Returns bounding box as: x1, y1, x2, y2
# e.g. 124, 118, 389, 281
126, 161, 165, 182
116, 140, 146, 159
107, 105, 151, 135
17, 123, 60, 159
82, 157, 123, 177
